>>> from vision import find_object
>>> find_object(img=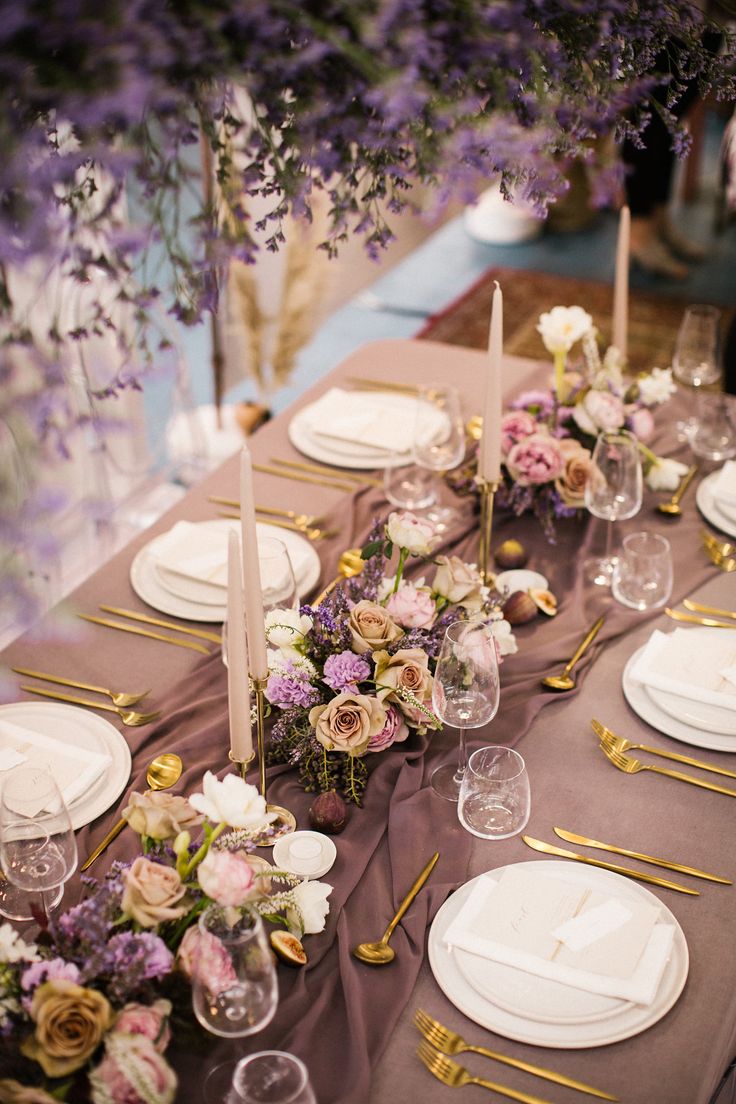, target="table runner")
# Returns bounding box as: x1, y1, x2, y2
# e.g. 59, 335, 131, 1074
2, 339, 732, 1103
